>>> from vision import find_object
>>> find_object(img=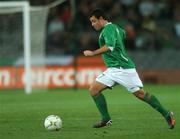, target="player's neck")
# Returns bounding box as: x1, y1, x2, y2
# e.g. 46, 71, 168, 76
102, 20, 109, 27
